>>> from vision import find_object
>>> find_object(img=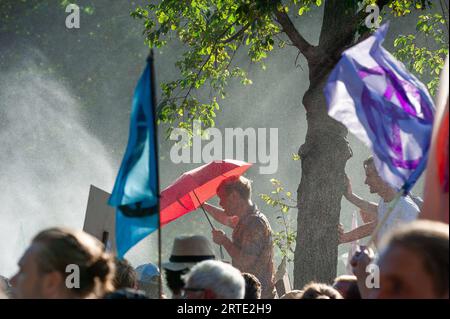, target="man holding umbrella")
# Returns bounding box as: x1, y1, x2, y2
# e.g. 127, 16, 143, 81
204, 176, 276, 299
